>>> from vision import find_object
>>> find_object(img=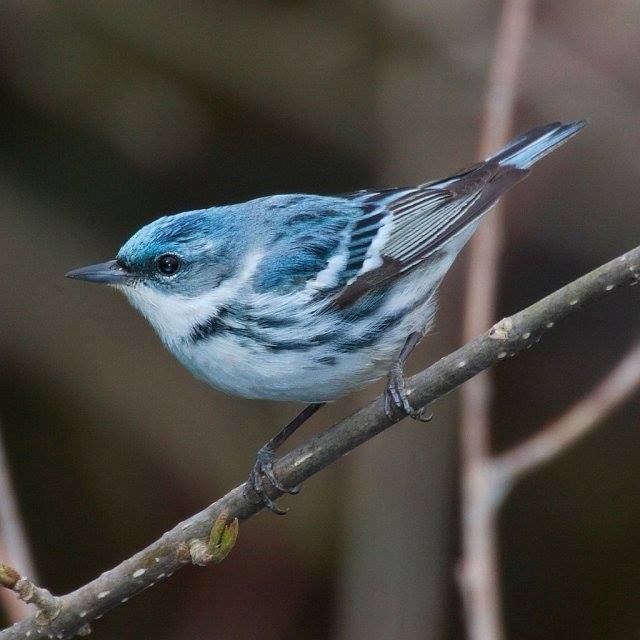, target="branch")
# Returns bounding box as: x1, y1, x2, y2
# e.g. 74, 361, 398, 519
458, 2, 534, 639
495, 339, 640, 486
2, 244, 639, 639
0, 566, 62, 628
